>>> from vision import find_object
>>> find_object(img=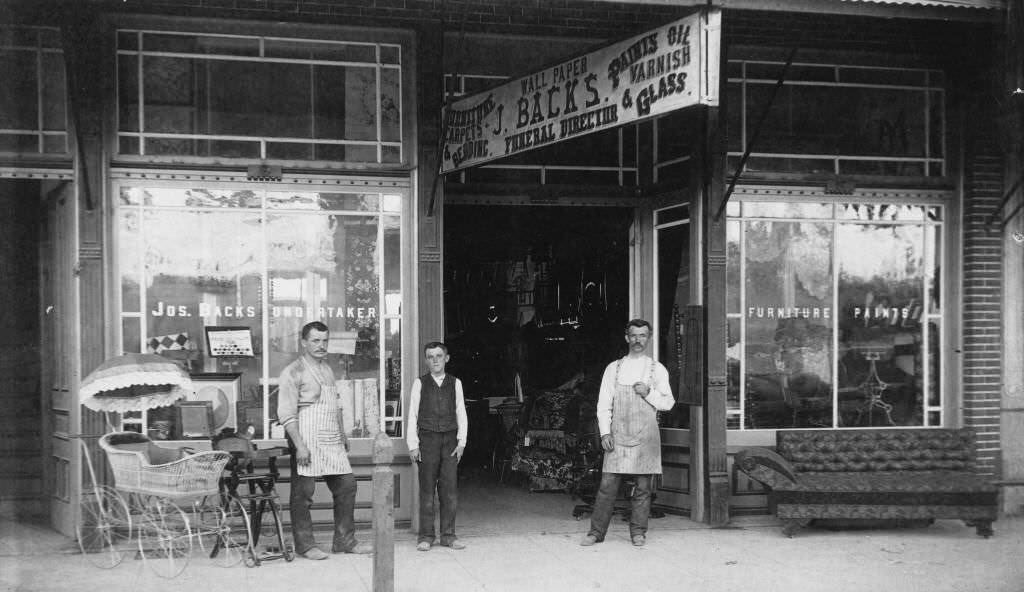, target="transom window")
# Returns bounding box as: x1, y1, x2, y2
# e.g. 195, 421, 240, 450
116, 31, 402, 163
0, 26, 67, 155
725, 60, 946, 177
726, 200, 945, 430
